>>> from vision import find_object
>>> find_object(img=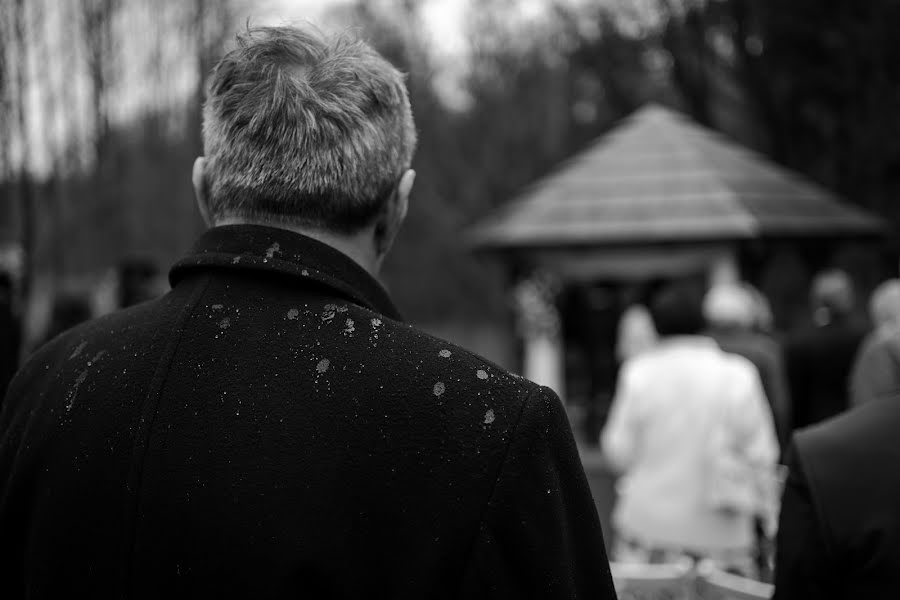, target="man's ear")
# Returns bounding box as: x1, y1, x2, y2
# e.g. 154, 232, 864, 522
375, 169, 415, 257
192, 157, 213, 227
